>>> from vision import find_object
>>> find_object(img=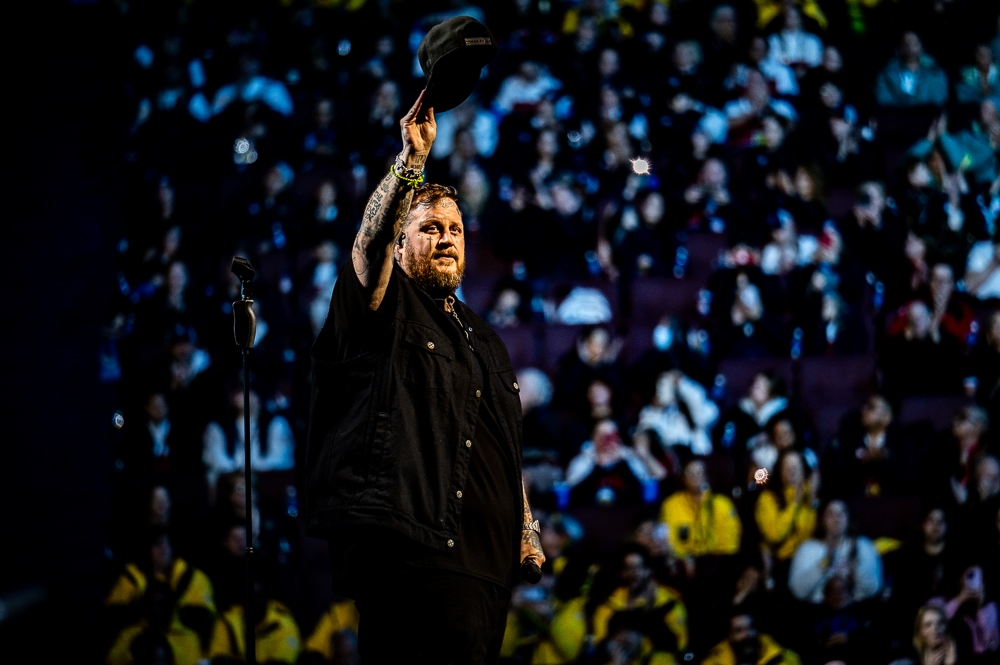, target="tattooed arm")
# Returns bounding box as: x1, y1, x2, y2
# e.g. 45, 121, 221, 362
352, 90, 436, 310
520, 484, 546, 566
